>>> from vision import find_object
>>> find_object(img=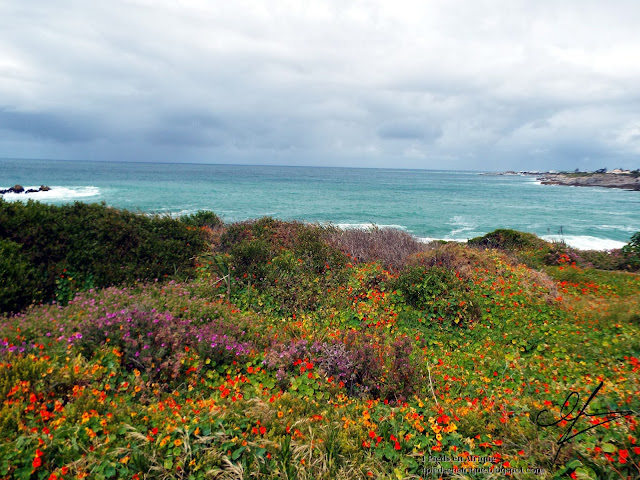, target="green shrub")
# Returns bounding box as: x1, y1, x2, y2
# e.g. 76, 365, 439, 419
468, 229, 546, 250
216, 218, 348, 313
0, 239, 42, 313
621, 232, 640, 271
180, 210, 222, 229
0, 199, 206, 313
392, 265, 479, 326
